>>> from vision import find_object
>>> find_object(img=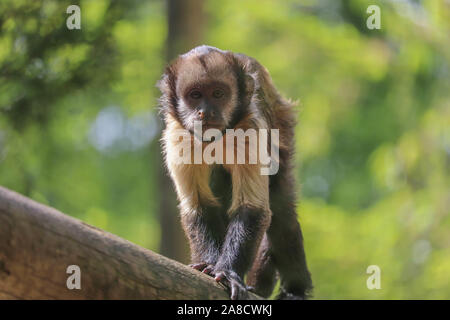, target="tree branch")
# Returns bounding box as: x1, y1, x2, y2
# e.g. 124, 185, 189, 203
0, 186, 262, 300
